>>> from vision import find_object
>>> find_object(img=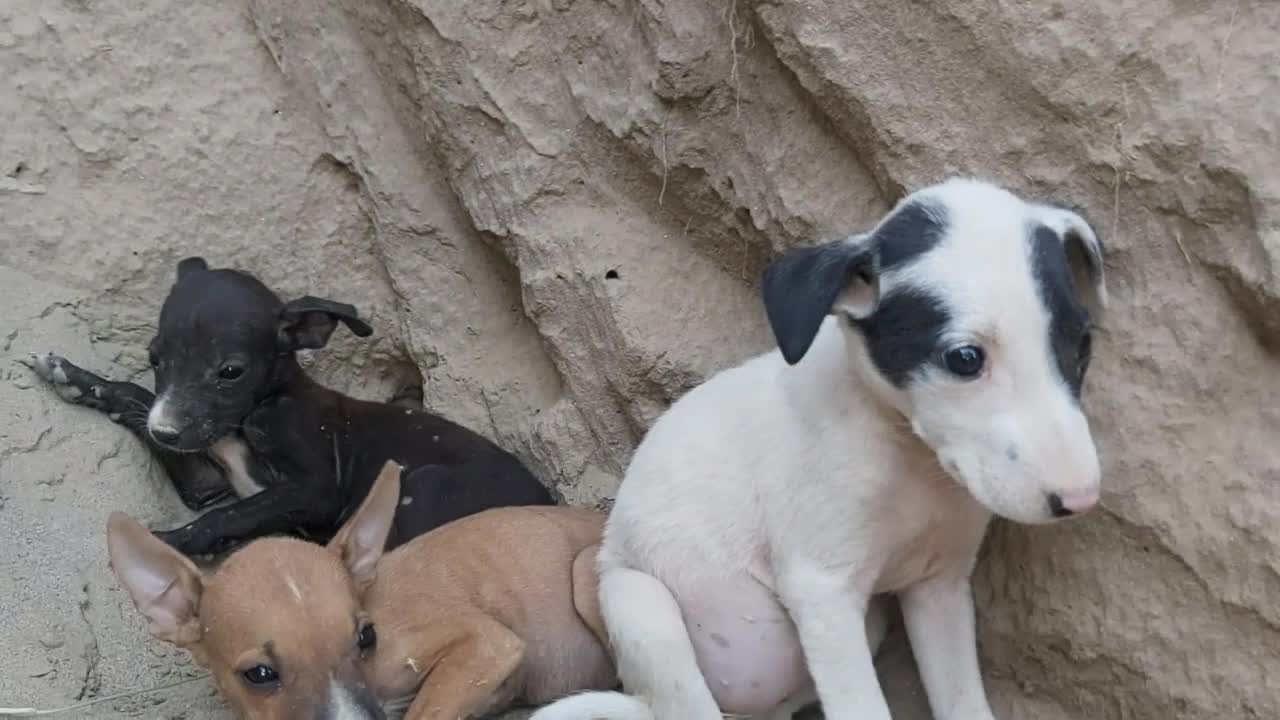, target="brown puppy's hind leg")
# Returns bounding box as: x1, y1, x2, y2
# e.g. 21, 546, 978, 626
403, 615, 525, 720
571, 543, 611, 652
